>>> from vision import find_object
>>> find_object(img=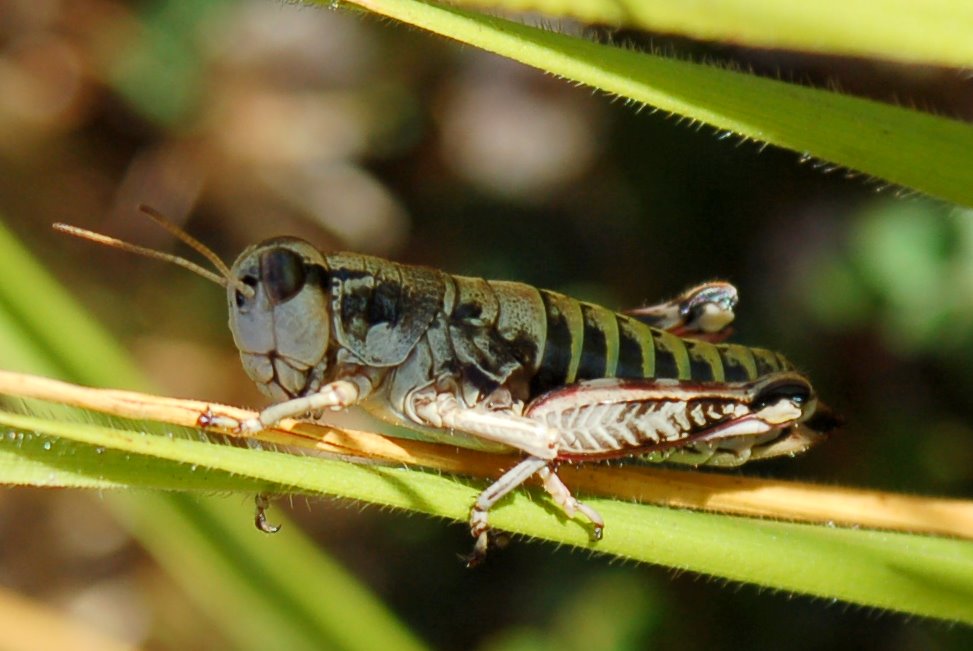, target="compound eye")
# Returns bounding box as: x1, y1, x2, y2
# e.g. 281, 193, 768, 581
262, 248, 307, 304
753, 378, 812, 410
